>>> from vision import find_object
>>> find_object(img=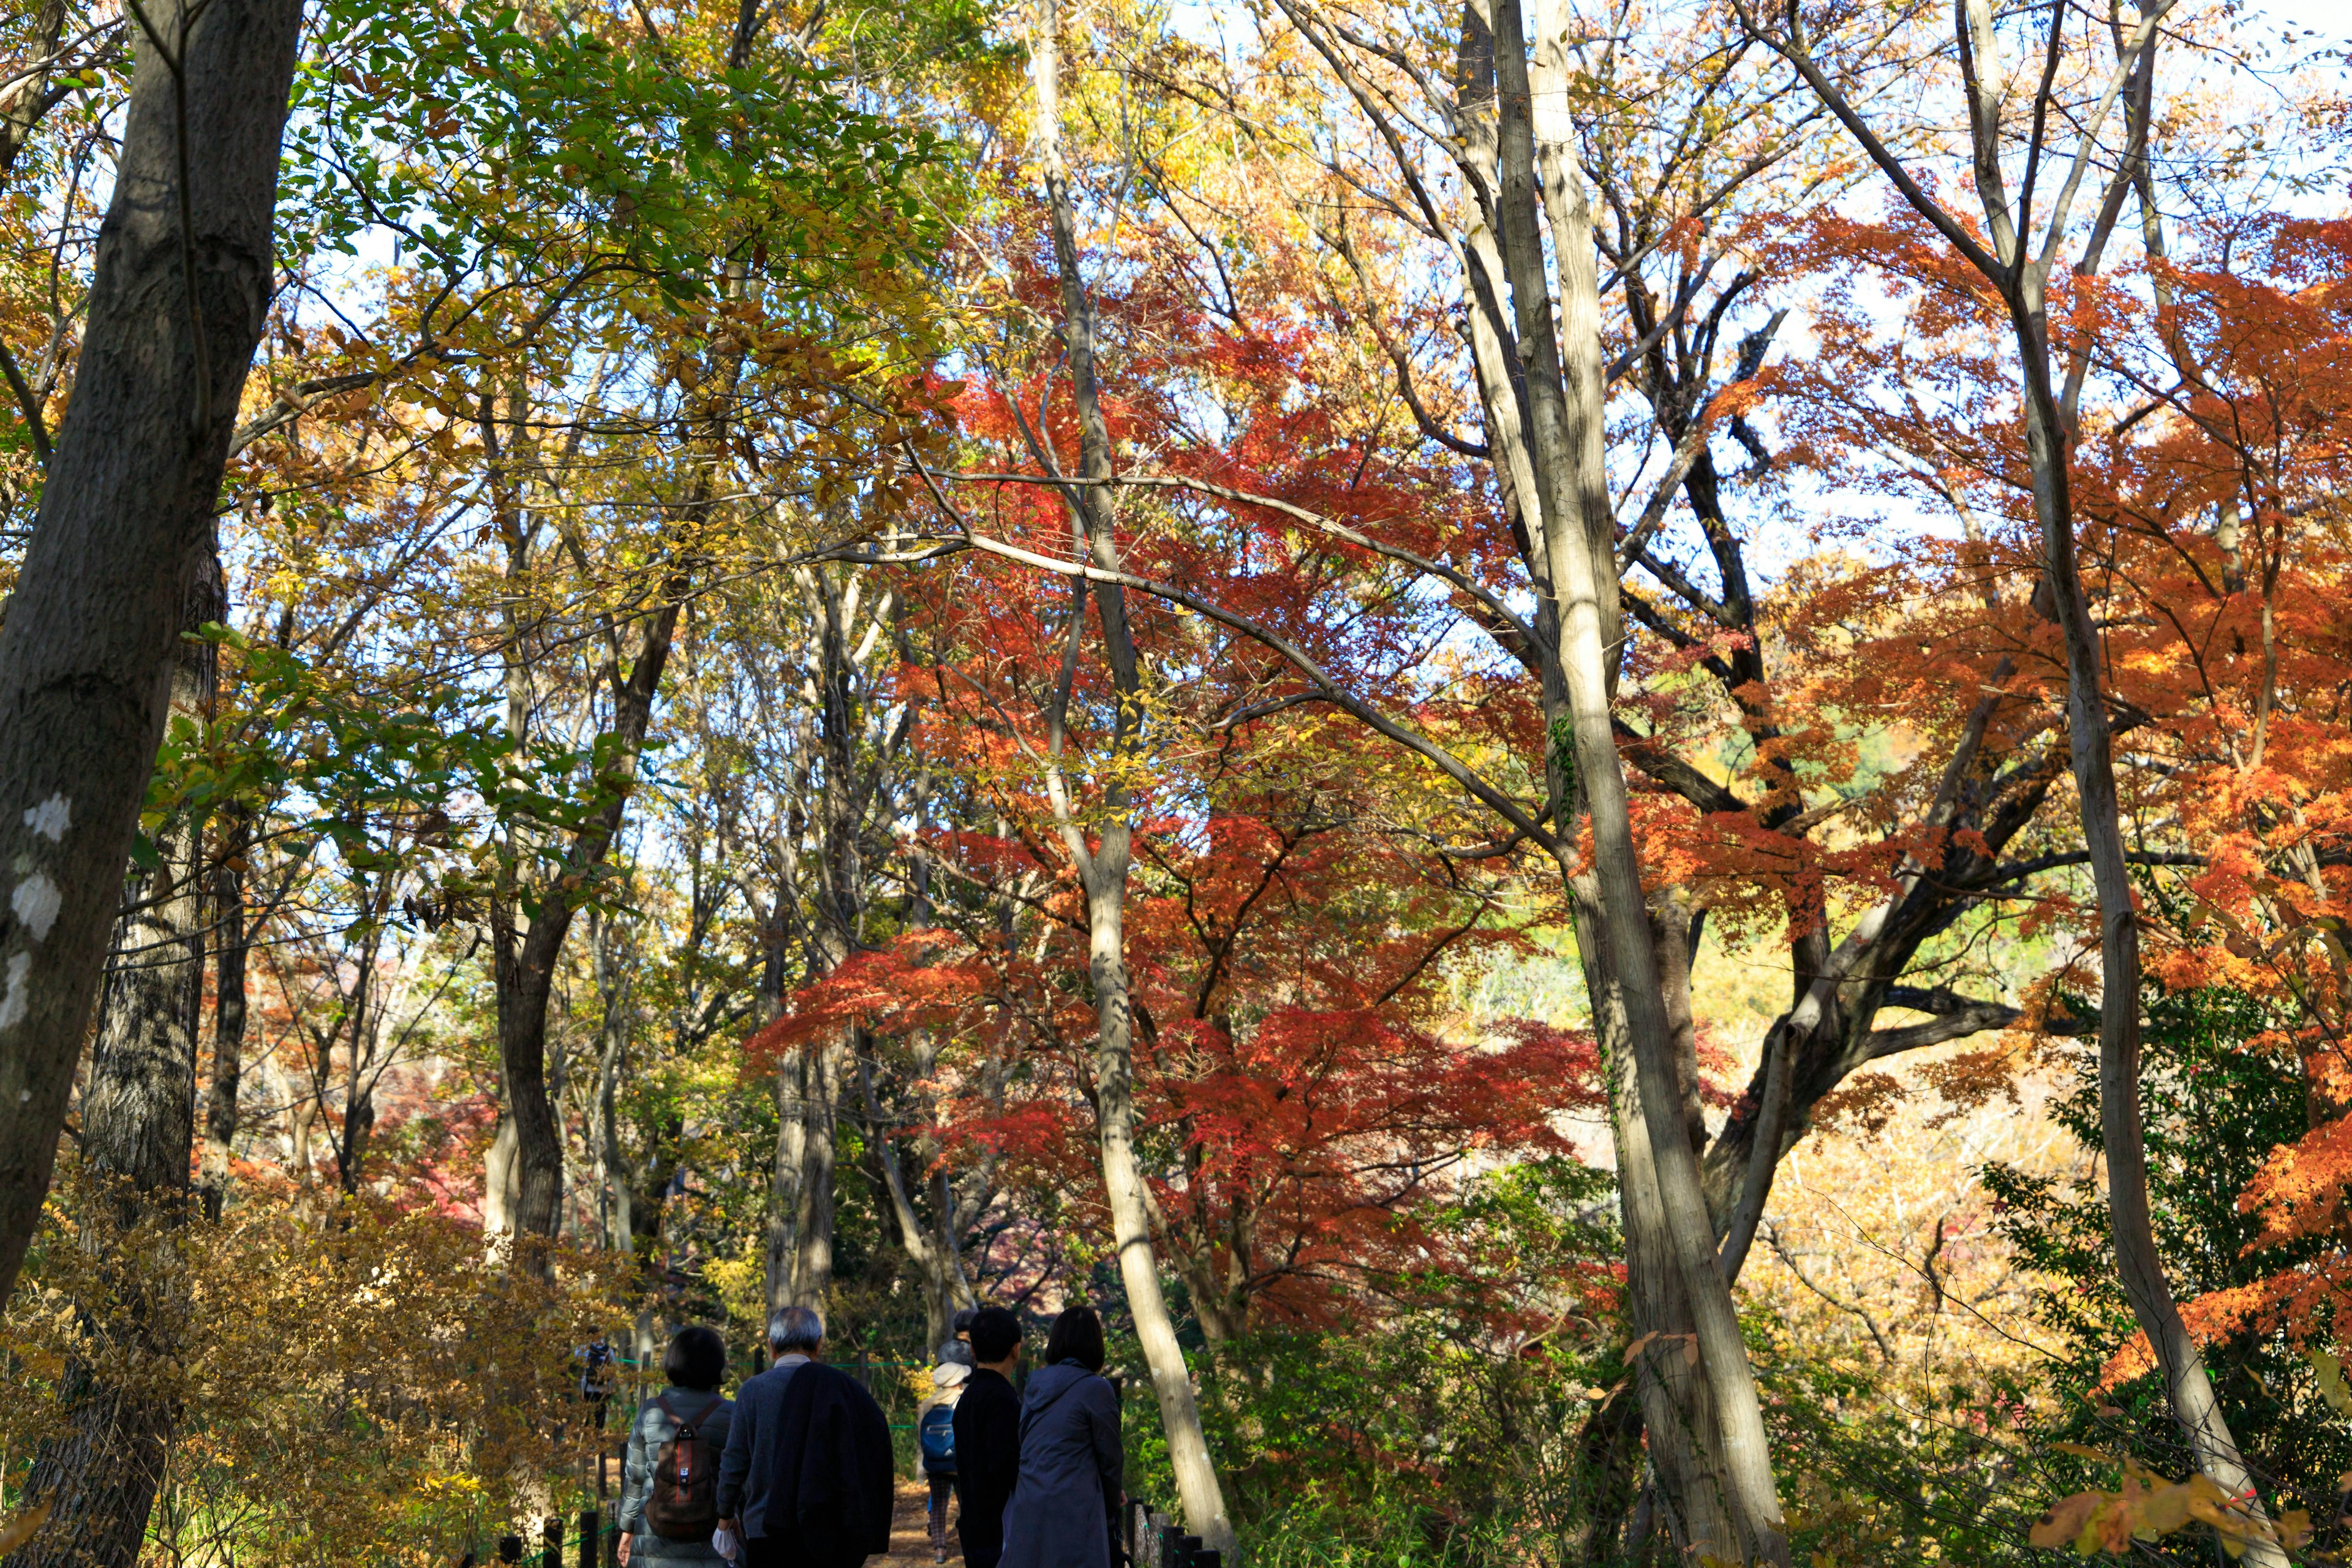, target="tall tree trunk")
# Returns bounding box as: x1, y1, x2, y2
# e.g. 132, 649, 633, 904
1483, 1, 1787, 1556
198, 807, 248, 1221
1027, 5, 1234, 1547
1082, 877, 1231, 1551
765, 1049, 811, 1311
1575, 879, 1741, 1565
492, 595, 684, 1259
0, 0, 304, 1305
764, 1037, 838, 1314
2016, 343, 2280, 1543
17, 546, 222, 1568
